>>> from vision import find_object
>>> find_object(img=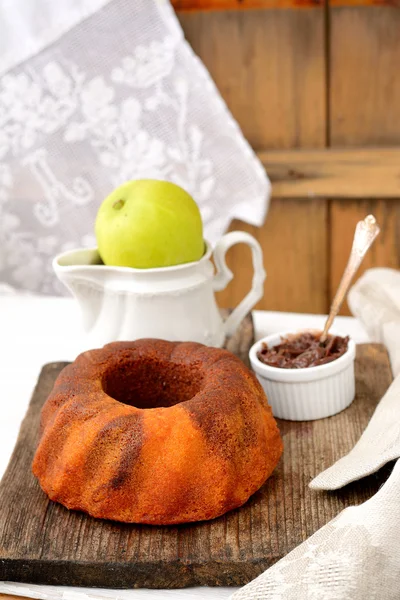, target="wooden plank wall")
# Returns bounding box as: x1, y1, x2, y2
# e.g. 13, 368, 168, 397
329, 7, 400, 311
177, 3, 400, 315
